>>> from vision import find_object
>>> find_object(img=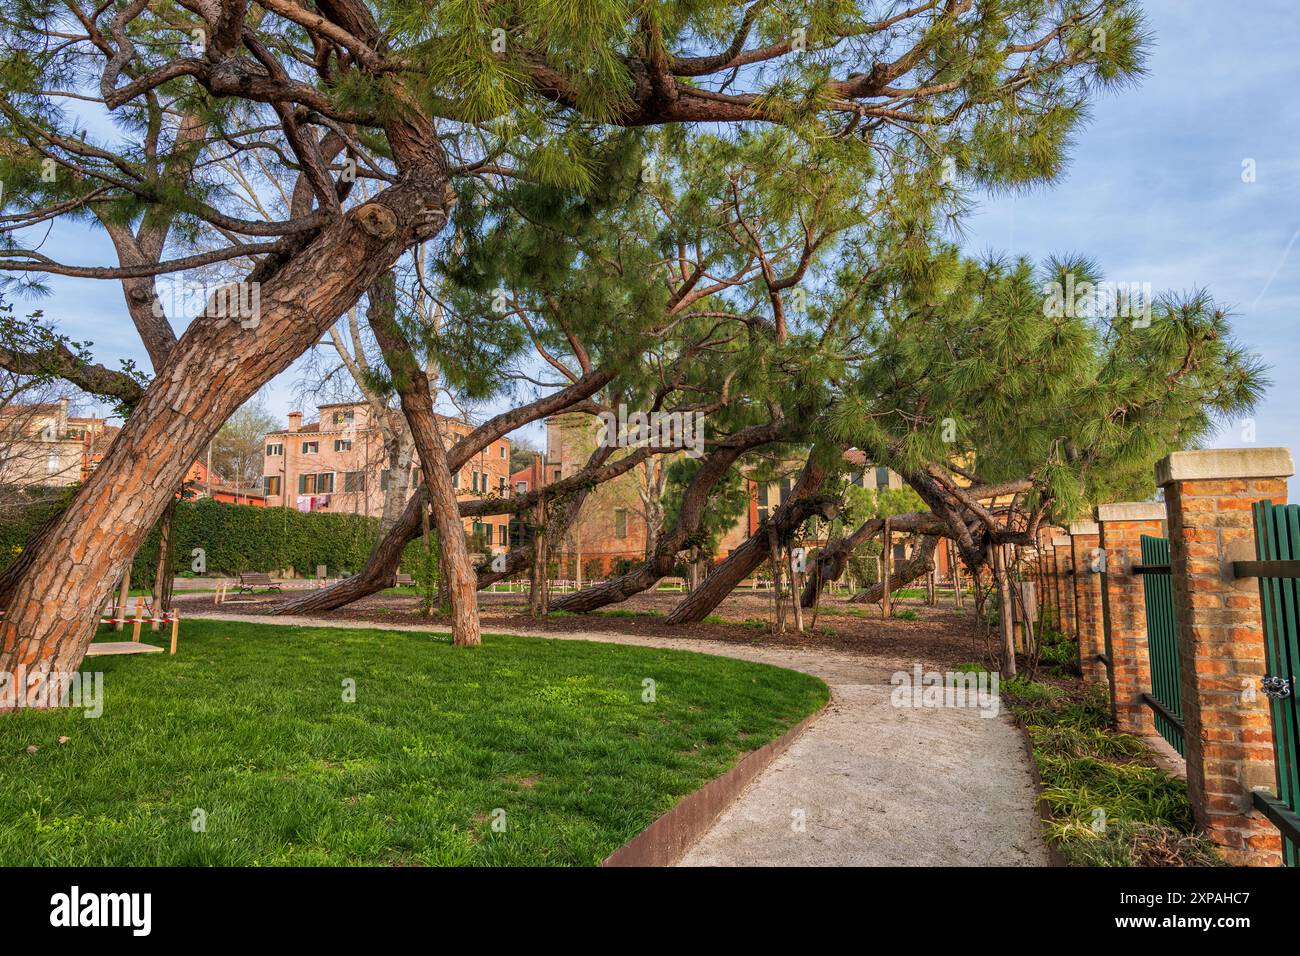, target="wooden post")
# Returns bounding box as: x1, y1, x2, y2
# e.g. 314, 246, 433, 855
115, 566, 131, 632
994, 545, 1017, 677
951, 543, 965, 609
131, 596, 143, 642
787, 548, 804, 634
882, 518, 892, 619
1096, 503, 1166, 734
169, 609, 179, 655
